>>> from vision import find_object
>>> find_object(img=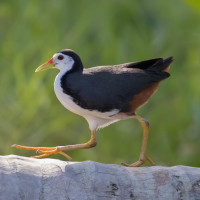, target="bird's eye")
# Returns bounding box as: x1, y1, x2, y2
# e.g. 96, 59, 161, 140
58, 55, 64, 60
